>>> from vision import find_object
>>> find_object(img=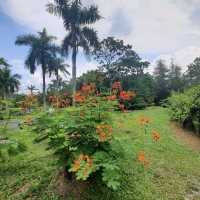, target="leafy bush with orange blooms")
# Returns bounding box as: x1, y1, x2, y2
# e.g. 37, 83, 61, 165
109, 81, 136, 111
33, 84, 123, 190
19, 95, 38, 112
48, 93, 71, 108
